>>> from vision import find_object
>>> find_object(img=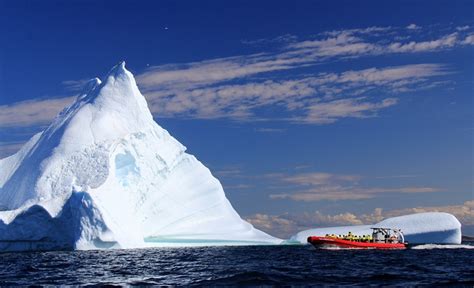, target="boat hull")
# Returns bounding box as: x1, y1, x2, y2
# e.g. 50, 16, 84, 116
307, 236, 406, 249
